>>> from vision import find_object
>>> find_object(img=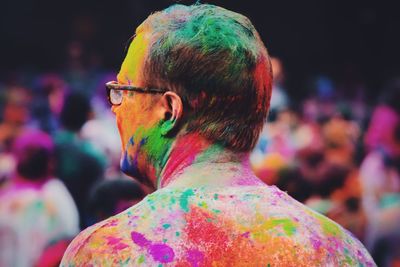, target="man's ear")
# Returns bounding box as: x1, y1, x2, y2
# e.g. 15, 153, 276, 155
158, 91, 183, 136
